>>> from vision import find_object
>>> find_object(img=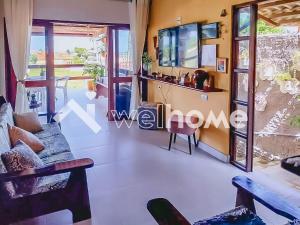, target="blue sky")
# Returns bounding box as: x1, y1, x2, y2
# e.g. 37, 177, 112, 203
31, 31, 130, 53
